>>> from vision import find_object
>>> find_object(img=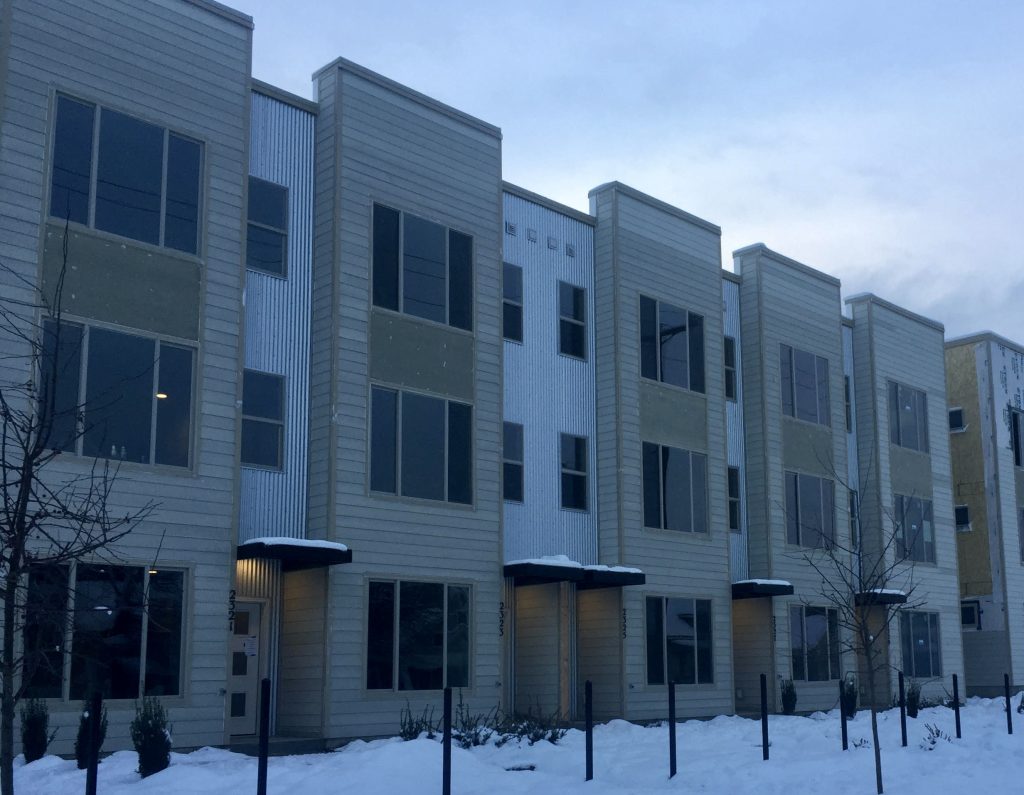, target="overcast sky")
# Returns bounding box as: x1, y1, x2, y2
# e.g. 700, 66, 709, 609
236, 0, 1023, 340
